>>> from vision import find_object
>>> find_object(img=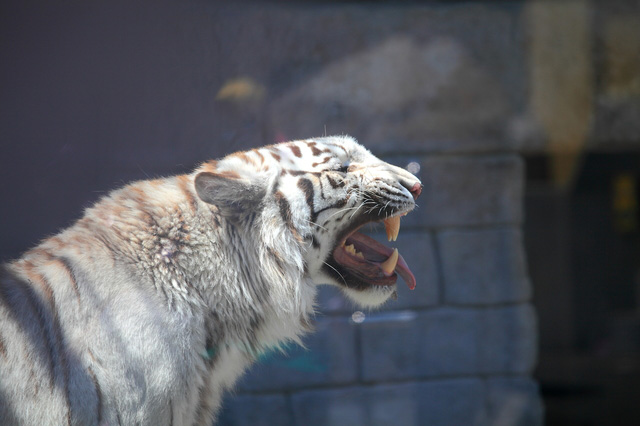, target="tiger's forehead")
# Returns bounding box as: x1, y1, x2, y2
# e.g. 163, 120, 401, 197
264, 136, 370, 170
202, 136, 371, 176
